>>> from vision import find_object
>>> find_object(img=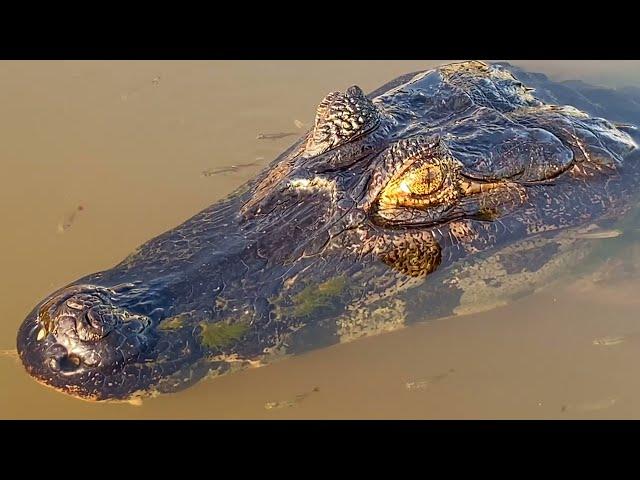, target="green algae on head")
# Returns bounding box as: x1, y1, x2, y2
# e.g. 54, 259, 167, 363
199, 321, 250, 349
290, 276, 349, 318
158, 314, 188, 331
